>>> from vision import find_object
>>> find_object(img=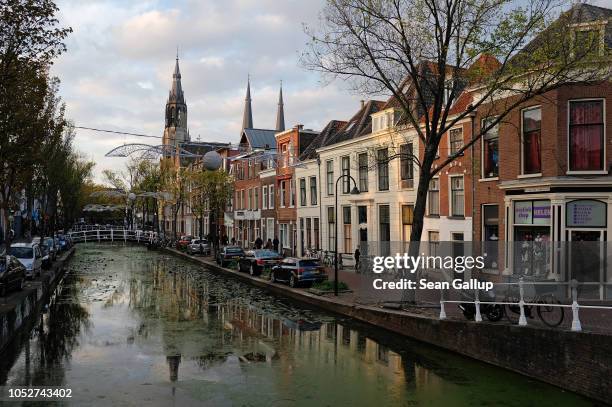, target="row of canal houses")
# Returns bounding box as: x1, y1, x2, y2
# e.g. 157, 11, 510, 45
221, 4, 612, 260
